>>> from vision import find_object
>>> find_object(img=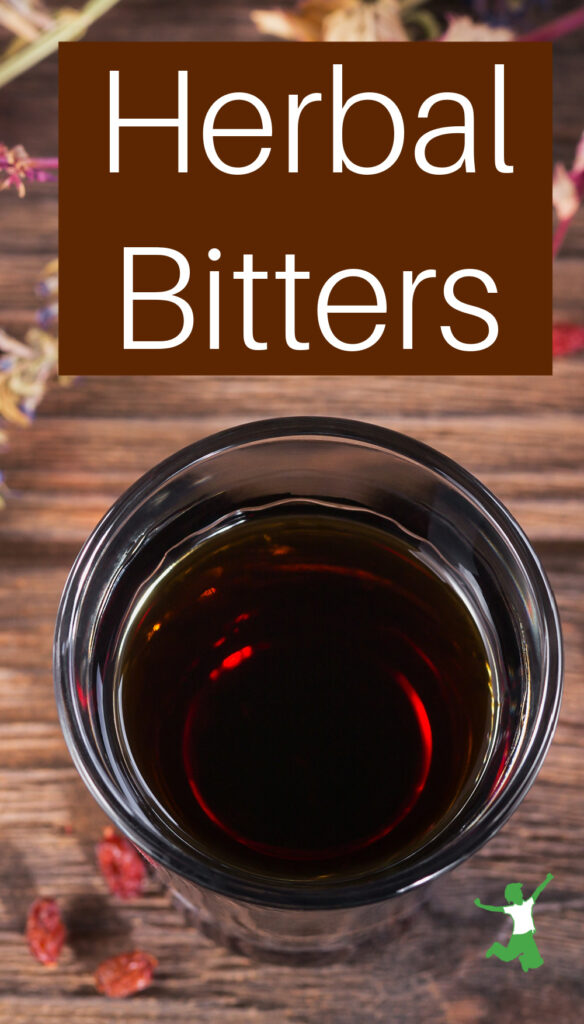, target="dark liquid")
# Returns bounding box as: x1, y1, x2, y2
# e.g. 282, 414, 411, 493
115, 510, 493, 878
